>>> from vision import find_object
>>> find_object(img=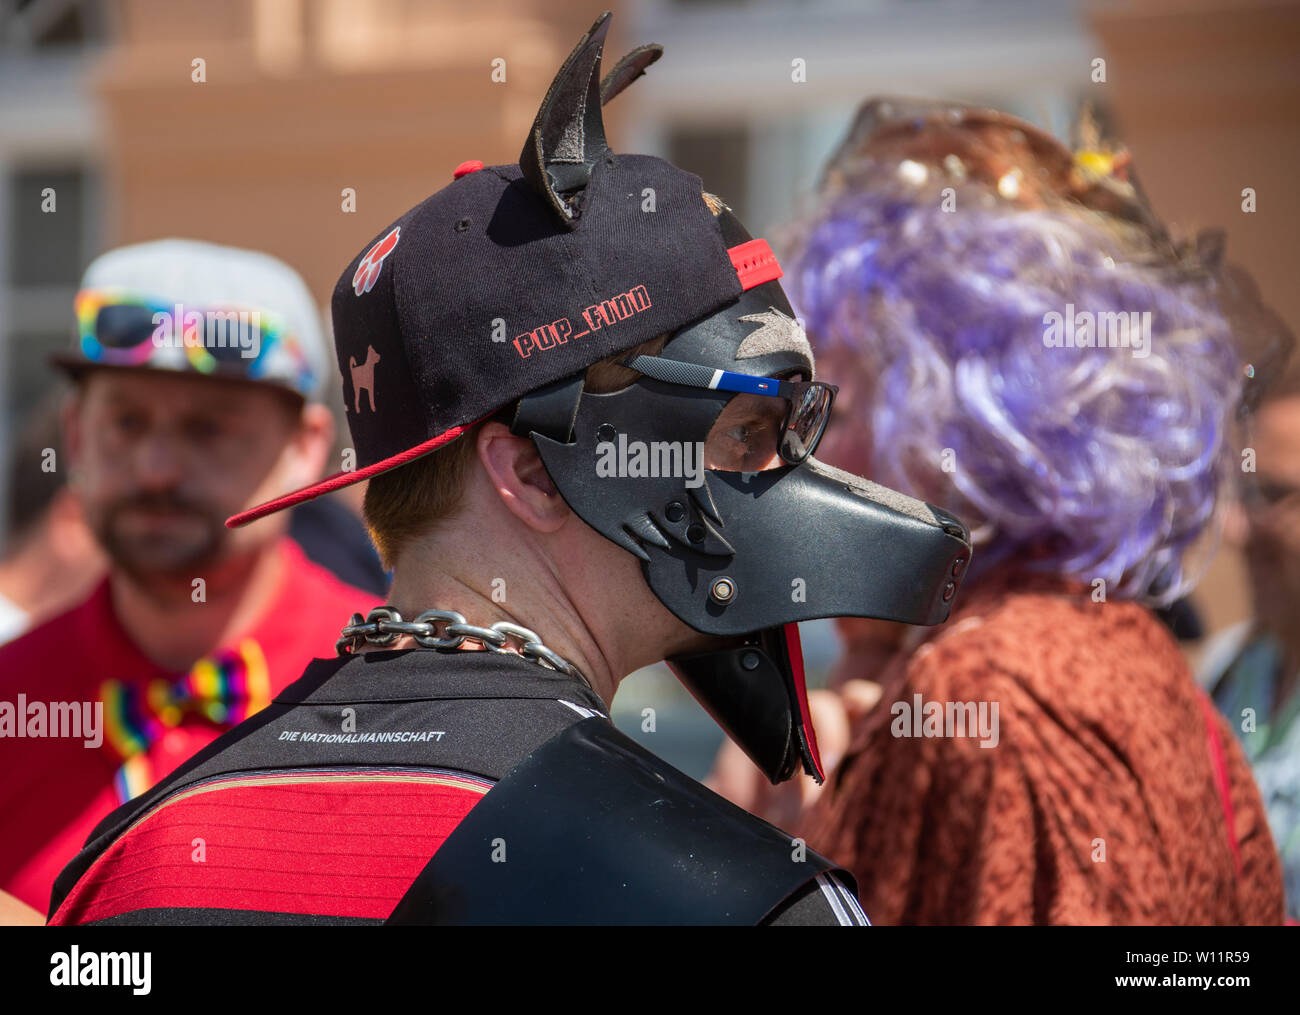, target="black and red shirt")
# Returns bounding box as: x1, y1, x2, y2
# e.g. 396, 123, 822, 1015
47, 647, 867, 926
0, 538, 379, 913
